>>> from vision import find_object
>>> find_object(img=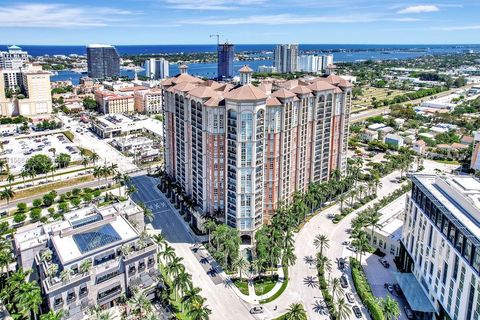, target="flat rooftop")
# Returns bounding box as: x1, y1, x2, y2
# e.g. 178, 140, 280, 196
413, 174, 480, 239
372, 193, 407, 241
